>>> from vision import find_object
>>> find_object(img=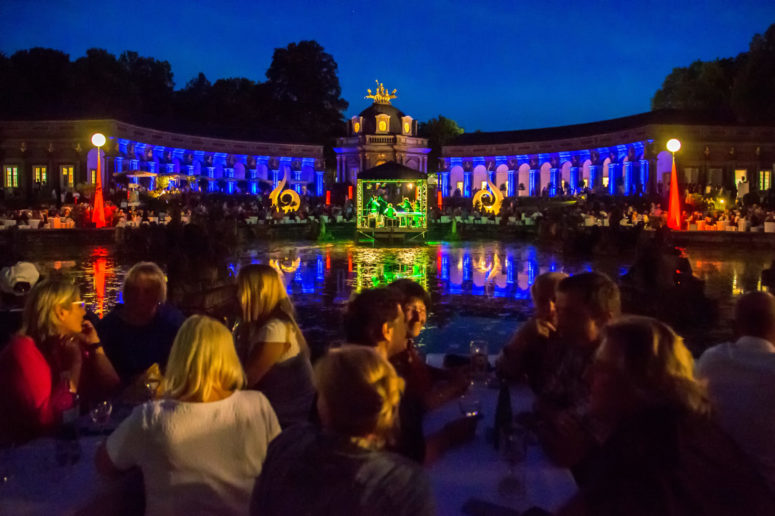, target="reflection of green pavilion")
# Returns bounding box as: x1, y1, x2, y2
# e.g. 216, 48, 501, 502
357, 162, 428, 242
